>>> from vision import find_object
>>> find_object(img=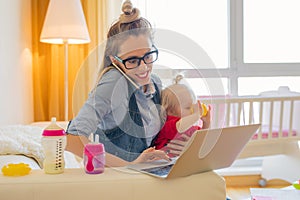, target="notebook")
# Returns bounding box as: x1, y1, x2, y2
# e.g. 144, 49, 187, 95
127, 124, 260, 179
